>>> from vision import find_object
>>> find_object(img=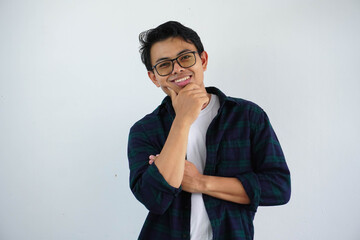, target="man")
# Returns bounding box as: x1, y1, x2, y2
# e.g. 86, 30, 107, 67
128, 21, 291, 240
